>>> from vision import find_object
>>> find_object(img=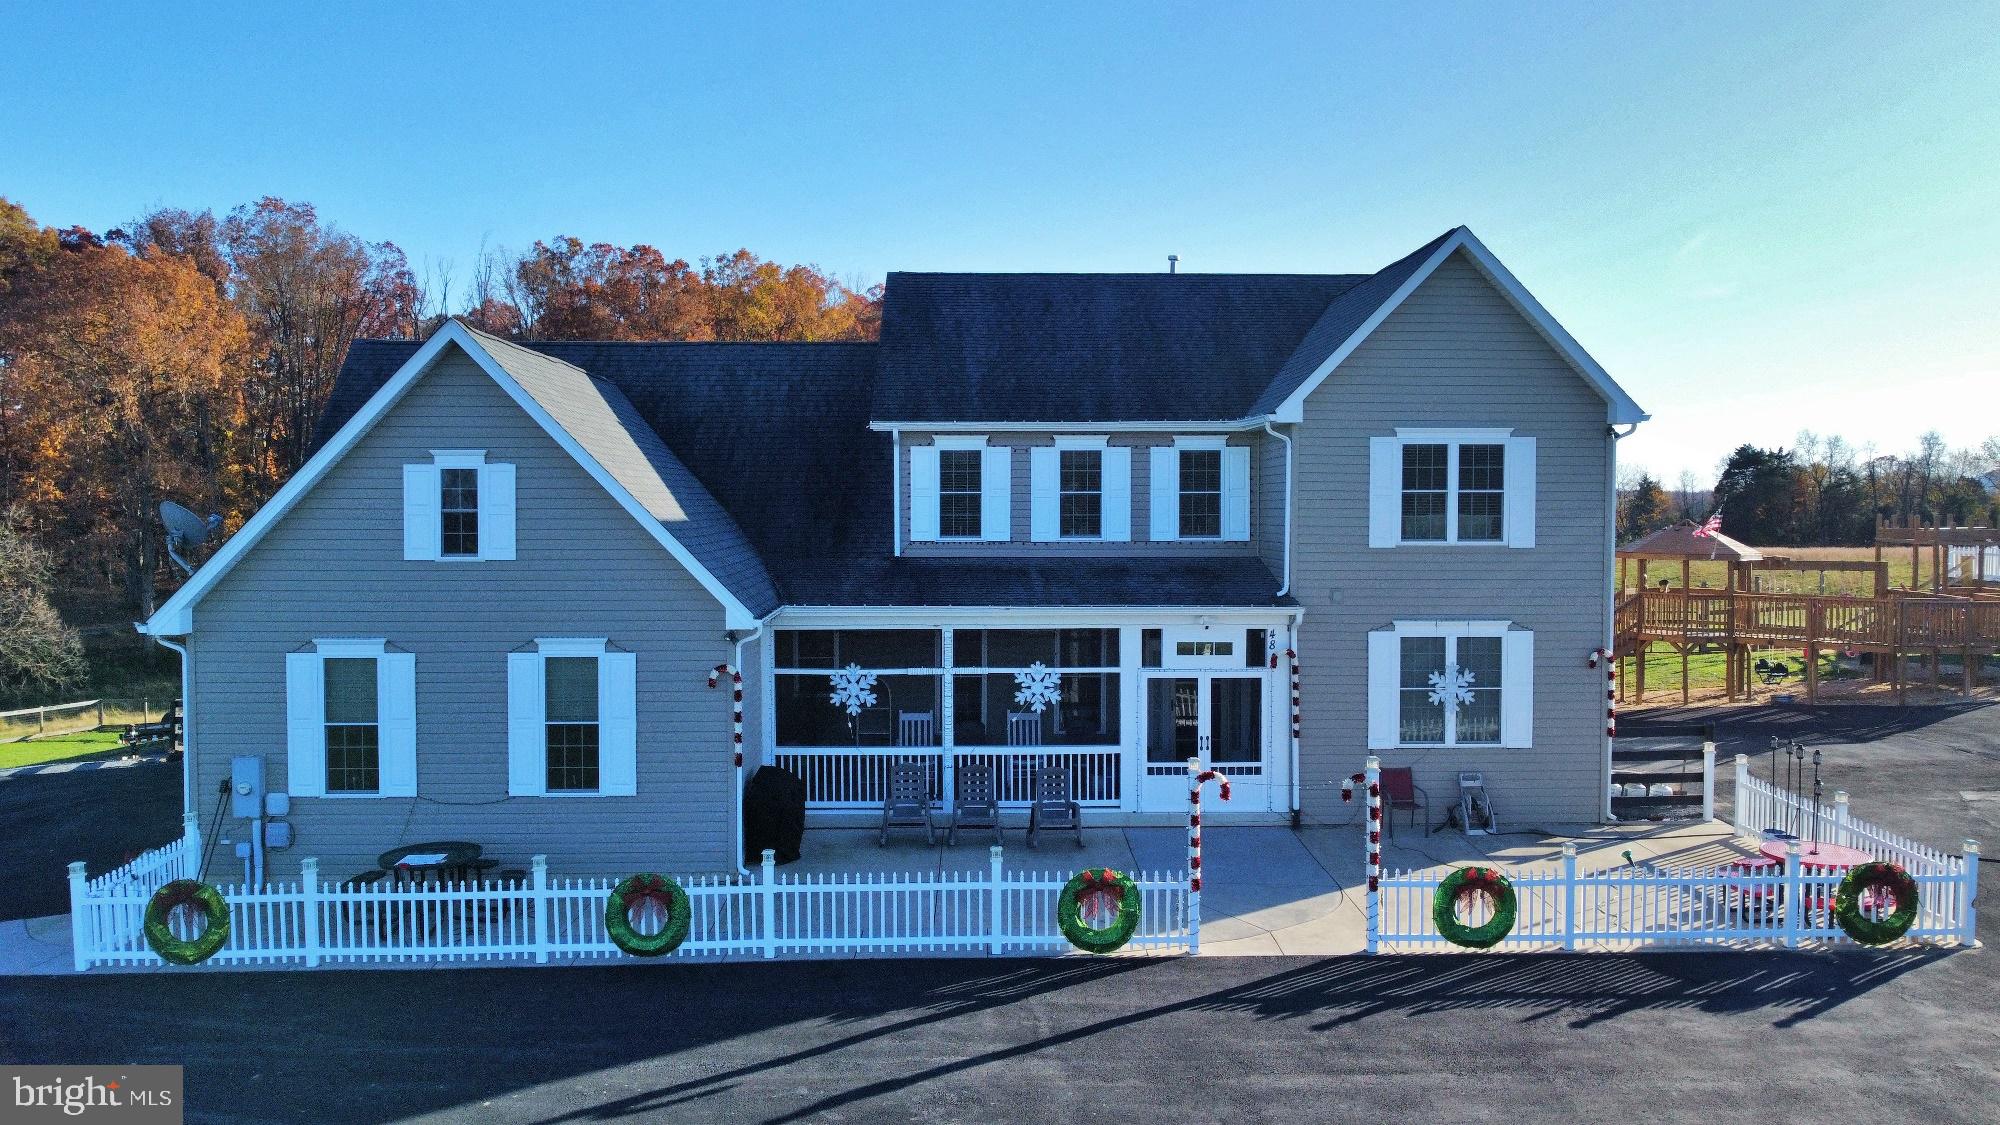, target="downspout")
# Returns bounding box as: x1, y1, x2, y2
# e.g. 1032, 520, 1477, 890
732, 616, 771, 878
1605, 422, 1640, 821
148, 632, 193, 818
1261, 420, 1294, 597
